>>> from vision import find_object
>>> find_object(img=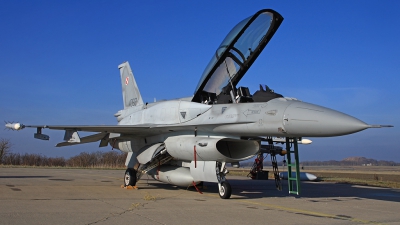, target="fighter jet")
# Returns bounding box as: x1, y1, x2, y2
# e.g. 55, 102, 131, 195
5, 9, 392, 199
